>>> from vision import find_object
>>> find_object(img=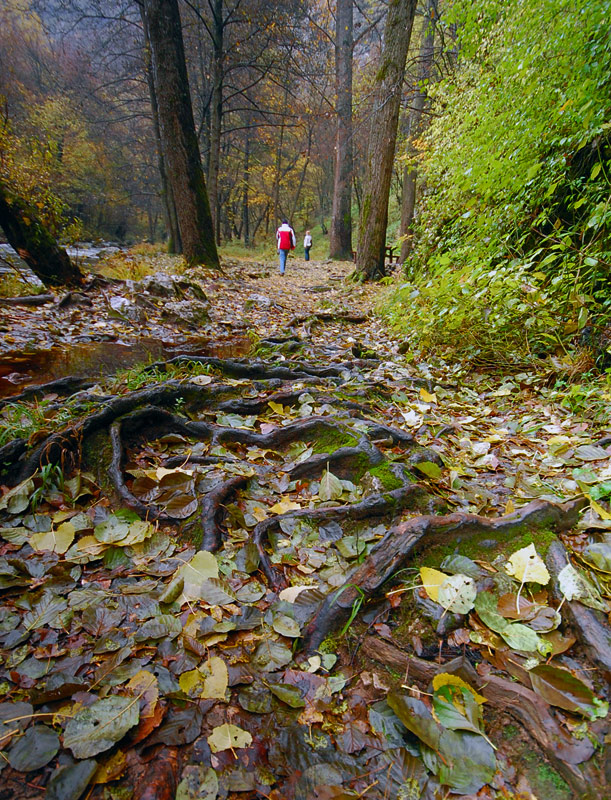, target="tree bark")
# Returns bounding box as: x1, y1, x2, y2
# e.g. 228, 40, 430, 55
141, 0, 219, 268
140, 5, 181, 253
208, 0, 223, 243
0, 182, 83, 288
356, 0, 418, 280
329, 0, 353, 260
399, 0, 437, 263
